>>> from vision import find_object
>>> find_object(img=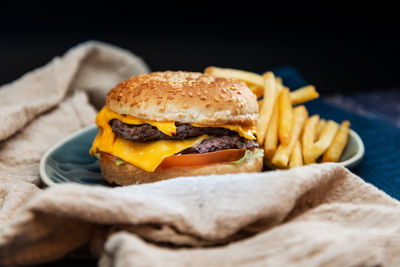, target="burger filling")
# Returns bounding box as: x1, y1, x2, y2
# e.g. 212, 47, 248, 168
90, 106, 262, 172
110, 119, 258, 153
